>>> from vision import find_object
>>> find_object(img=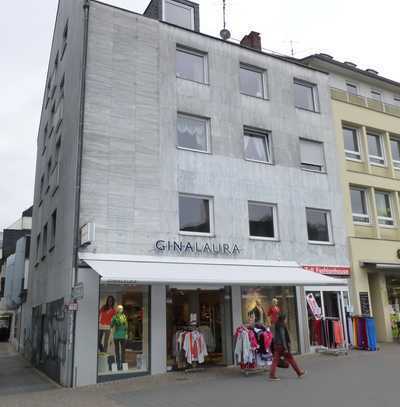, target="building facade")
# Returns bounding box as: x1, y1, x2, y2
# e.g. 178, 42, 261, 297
304, 54, 400, 342
28, 0, 350, 387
